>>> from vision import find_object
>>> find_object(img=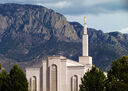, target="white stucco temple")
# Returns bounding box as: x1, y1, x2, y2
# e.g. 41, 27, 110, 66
26, 16, 92, 91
